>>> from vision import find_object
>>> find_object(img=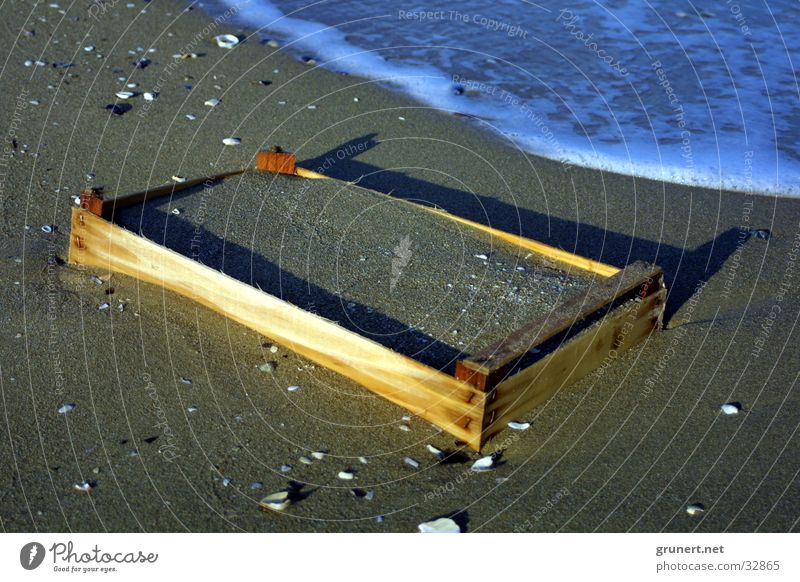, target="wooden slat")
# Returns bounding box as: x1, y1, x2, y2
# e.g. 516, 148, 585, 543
68, 208, 486, 449
294, 165, 620, 277
460, 262, 662, 376
482, 287, 666, 440
100, 170, 247, 218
